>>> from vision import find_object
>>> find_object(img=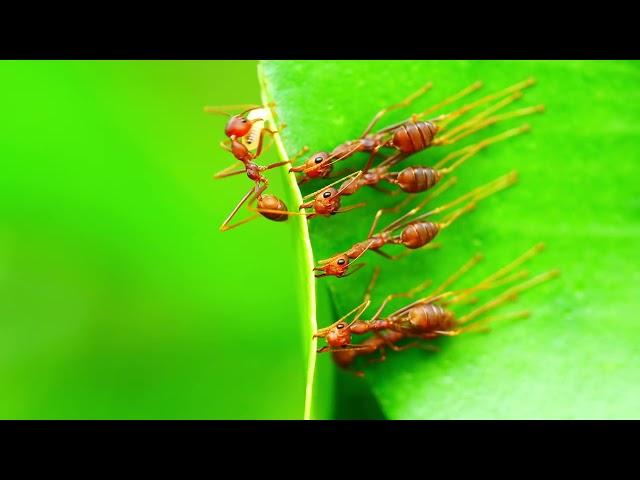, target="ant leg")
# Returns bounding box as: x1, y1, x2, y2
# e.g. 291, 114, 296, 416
219, 185, 263, 232
362, 267, 381, 303
437, 200, 479, 229
436, 105, 544, 146
219, 140, 233, 152
456, 270, 560, 324
314, 300, 372, 340
407, 171, 518, 227
377, 151, 407, 171
442, 270, 532, 309
446, 244, 545, 305
435, 124, 531, 172
369, 184, 401, 196
372, 242, 440, 261
301, 170, 363, 201
261, 160, 291, 171
335, 202, 367, 215
340, 262, 368, 278
213, 161, 246, 179
367, 195, 415, 238
287, 146, 310, 166
251, 128, 280, 158
378, 176, 460, 234
459, 310, 531, 334
203, 104, 262, 116
428, 253, 485, 298
370, 278, 434, 321
360, 81, 433, 137
436, 90, 524, 135
432, 78, 536, 129
412, 81, 484, 122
